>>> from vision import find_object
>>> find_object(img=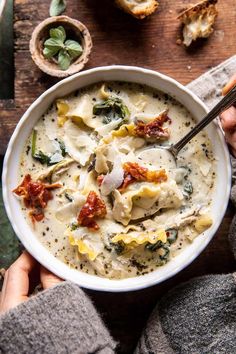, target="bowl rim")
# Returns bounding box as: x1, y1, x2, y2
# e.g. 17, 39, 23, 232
2, 65, 231, 292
